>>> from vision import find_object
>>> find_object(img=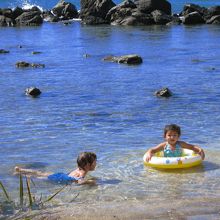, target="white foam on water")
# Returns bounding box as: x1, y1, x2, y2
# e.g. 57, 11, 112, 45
11, 0, 44, 12
22, 1, 44, 12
